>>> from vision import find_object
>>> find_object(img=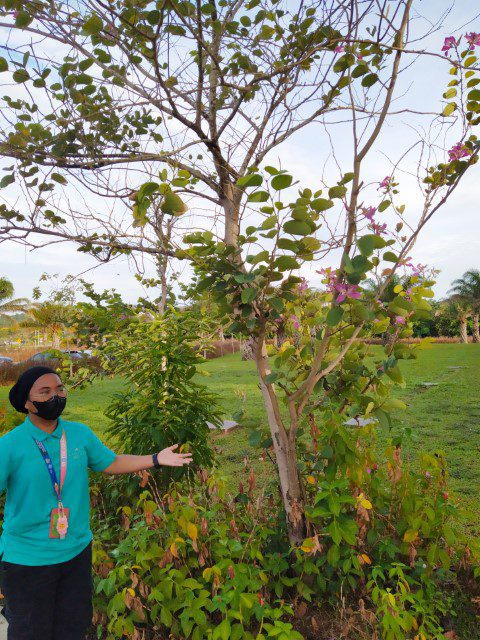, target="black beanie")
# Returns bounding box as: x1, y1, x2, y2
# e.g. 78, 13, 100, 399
8, 366, 59, 414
